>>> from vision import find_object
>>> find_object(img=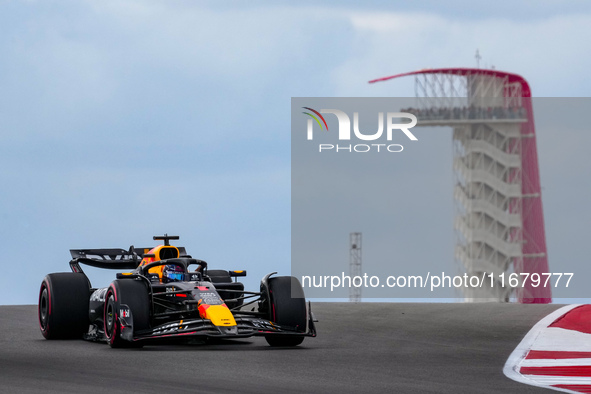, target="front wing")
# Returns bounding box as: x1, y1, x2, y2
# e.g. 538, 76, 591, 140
116, 303, 317, 344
